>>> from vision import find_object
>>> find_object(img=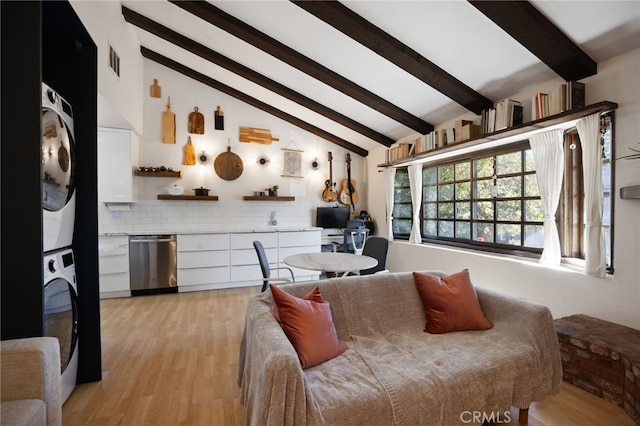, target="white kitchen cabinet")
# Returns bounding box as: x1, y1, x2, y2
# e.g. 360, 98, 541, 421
98, 127, 138, 203
230, 232, 277, 285
177, 233, 230, 292
277, 230, 321, 281
98, 236, 130, 298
